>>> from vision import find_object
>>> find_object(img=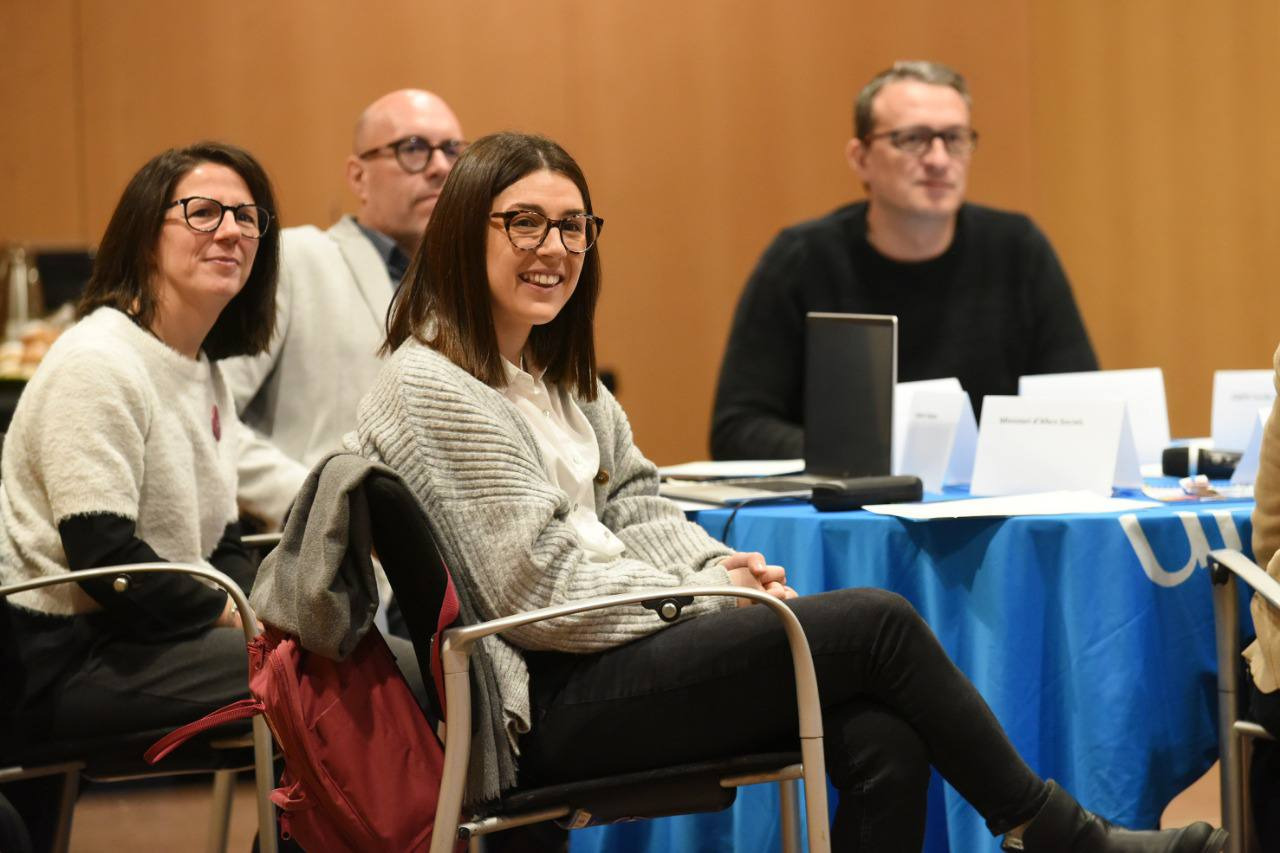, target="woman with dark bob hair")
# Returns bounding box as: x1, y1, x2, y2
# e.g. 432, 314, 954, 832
0, 141, 278, 765
352, 132, 1224, 853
